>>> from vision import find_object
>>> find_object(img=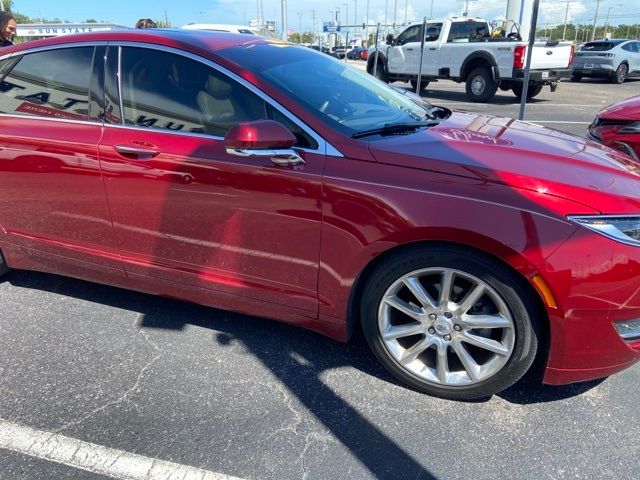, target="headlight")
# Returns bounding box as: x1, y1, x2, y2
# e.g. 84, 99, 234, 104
568, 215, 640, 246
619, 121, 640, 134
